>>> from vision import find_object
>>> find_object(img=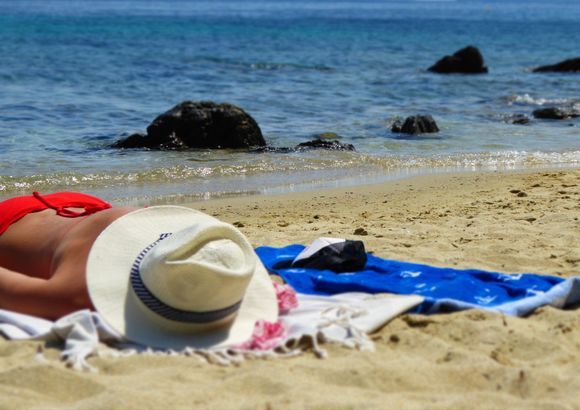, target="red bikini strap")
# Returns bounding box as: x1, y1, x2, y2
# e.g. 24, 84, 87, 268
32, 191, 90, 217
